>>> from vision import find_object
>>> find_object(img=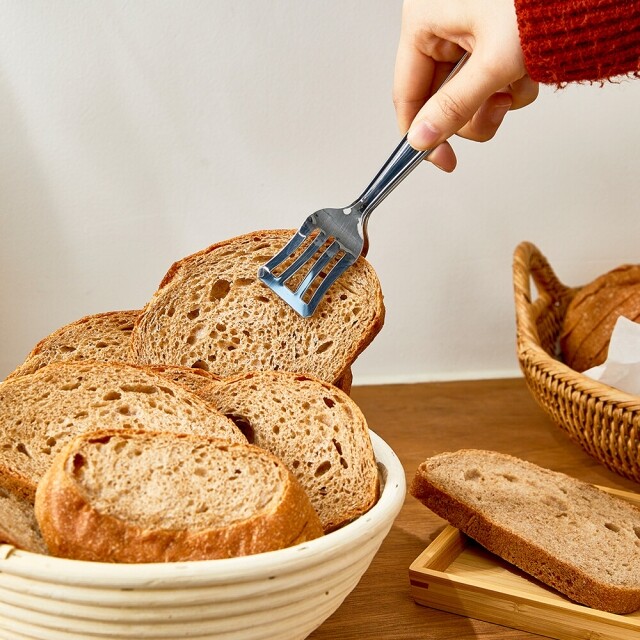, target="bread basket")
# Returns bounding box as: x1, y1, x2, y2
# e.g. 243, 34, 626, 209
0, 431, 405, 640
513, 241, 640, 483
